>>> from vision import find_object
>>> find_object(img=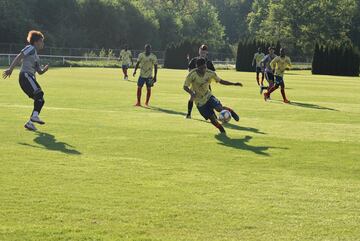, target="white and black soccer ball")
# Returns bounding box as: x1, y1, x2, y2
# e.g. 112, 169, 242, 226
218, 110, 232, 123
